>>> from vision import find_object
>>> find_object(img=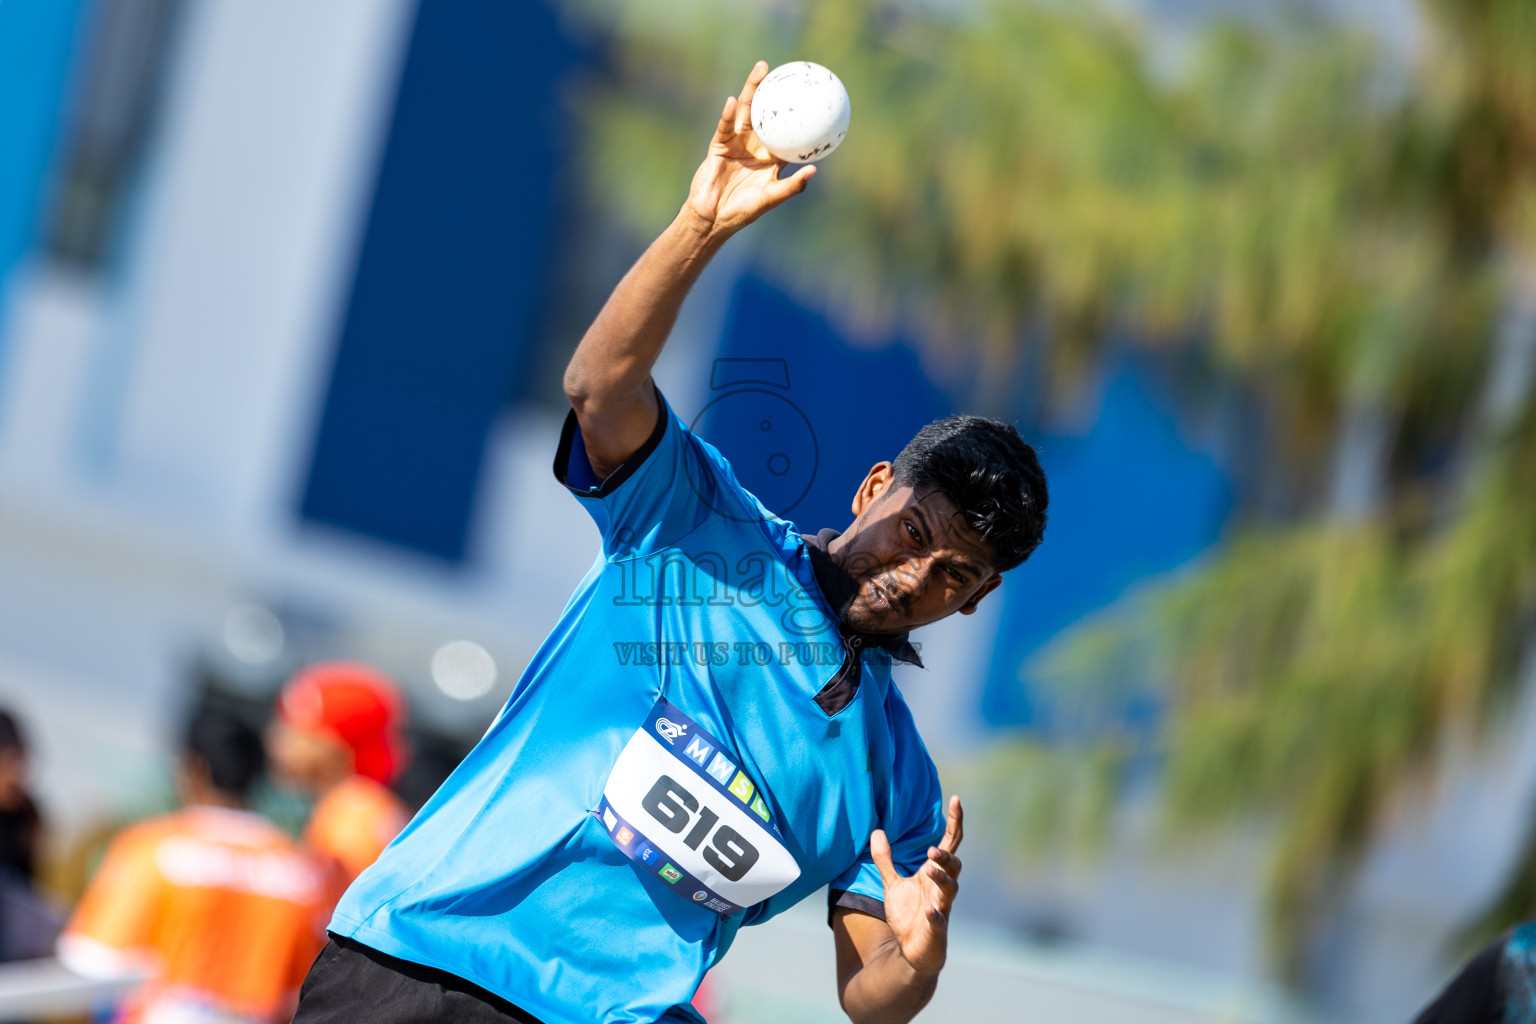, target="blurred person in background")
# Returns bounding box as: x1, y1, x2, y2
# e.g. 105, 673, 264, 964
0, 712, 40, 883
58, 705, 327, 1023
0, 709, 61, 962
1414, 924, 1536, 1024
265, 662, 410, 905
